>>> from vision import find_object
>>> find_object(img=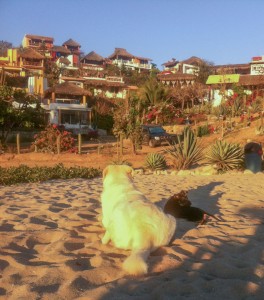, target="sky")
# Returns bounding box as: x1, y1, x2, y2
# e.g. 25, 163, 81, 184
1, 0, 264, 69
